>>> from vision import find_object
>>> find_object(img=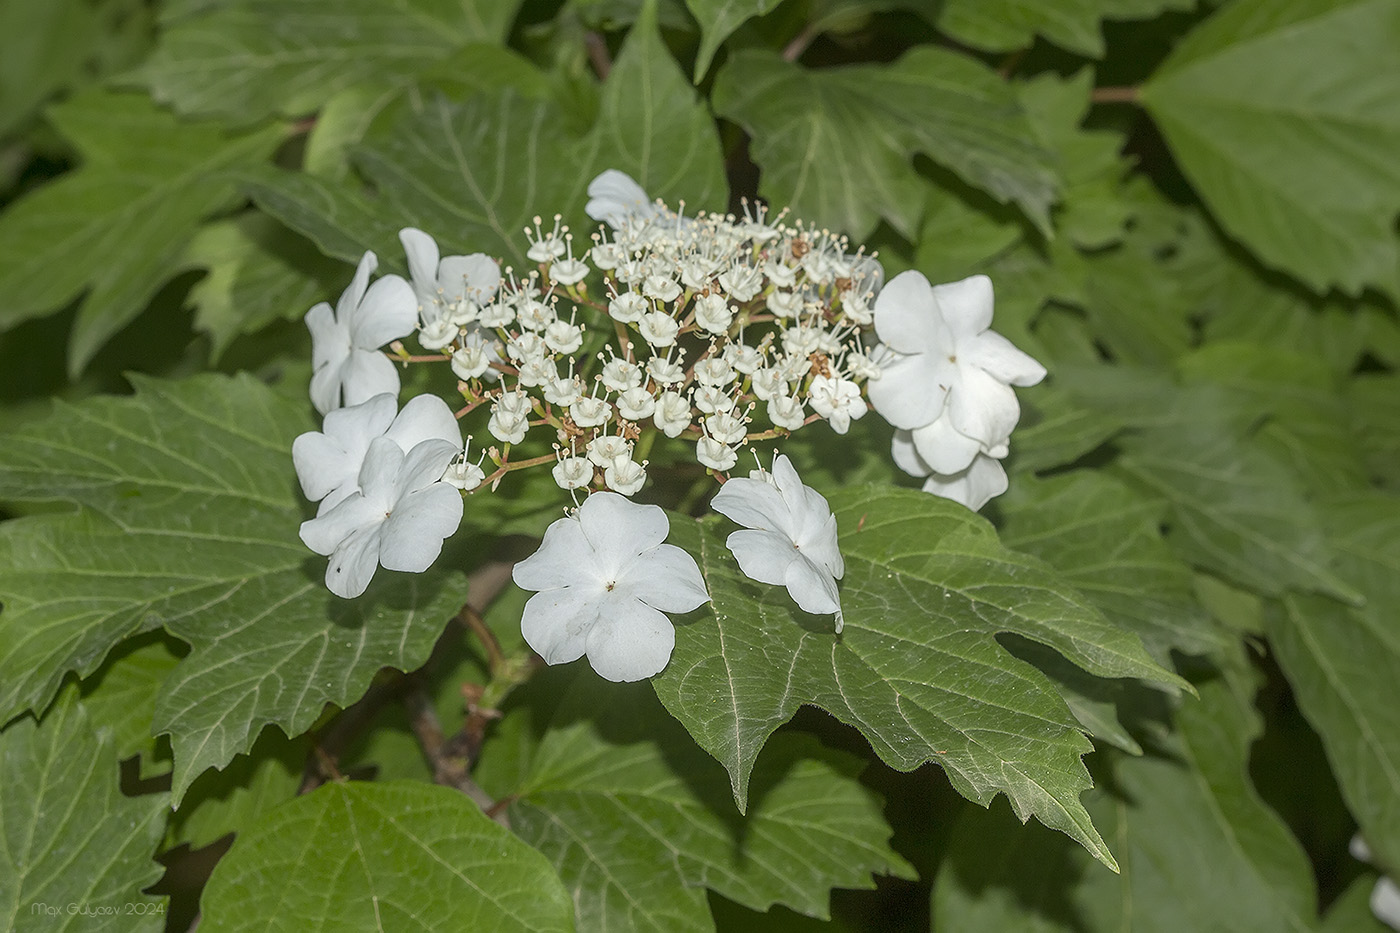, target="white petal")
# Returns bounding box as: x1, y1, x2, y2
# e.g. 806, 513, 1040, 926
293, 432, 353, 507
963, 330, 1047, 387
336, 252, 378, 322
932, 274, 994, 342
711, 475, 795, 539
622, 543, 709, 613
1372, 877, 1400, 931
308, 359, 344, 415
586, 169, 656, 228
577, 492, 670, 579
800, 512, 844, 580
341, 349, 401, 408
910, 416, 983, 475
784, 554, 841, 617
890, 429, 932, 478
356, 436, 407, 504
438, 253, 501, 303
514, 517, 597, 591
521, 588, 600, 665
395, 438, 461, 496
585, 597, 675, 682
867, 352, 950, 430
386, 395, 461, 452
299, 494, 382, 557
353, 275, 418, 349
324, 522, 384, 598
378, 482, 463, 572
399, 228, 440, 296
306, 301, 346, 371
873, 270, 946, 354
947, 366, 1020, 449
726, 528, 798, 587
921, 455, 1008, 512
